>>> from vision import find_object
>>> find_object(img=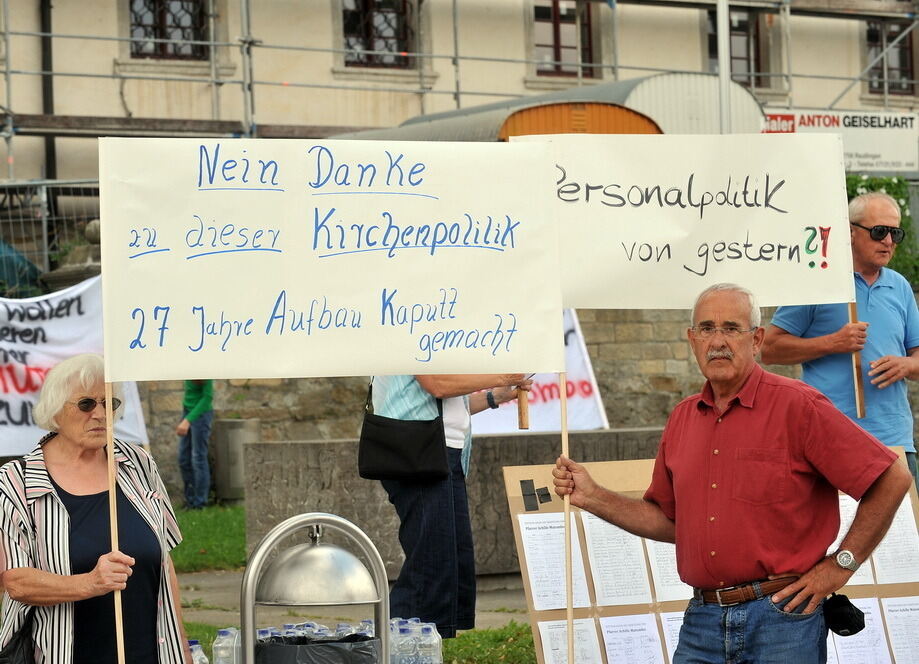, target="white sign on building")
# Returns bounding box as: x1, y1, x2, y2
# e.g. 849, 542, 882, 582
763, 109, 919, 173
